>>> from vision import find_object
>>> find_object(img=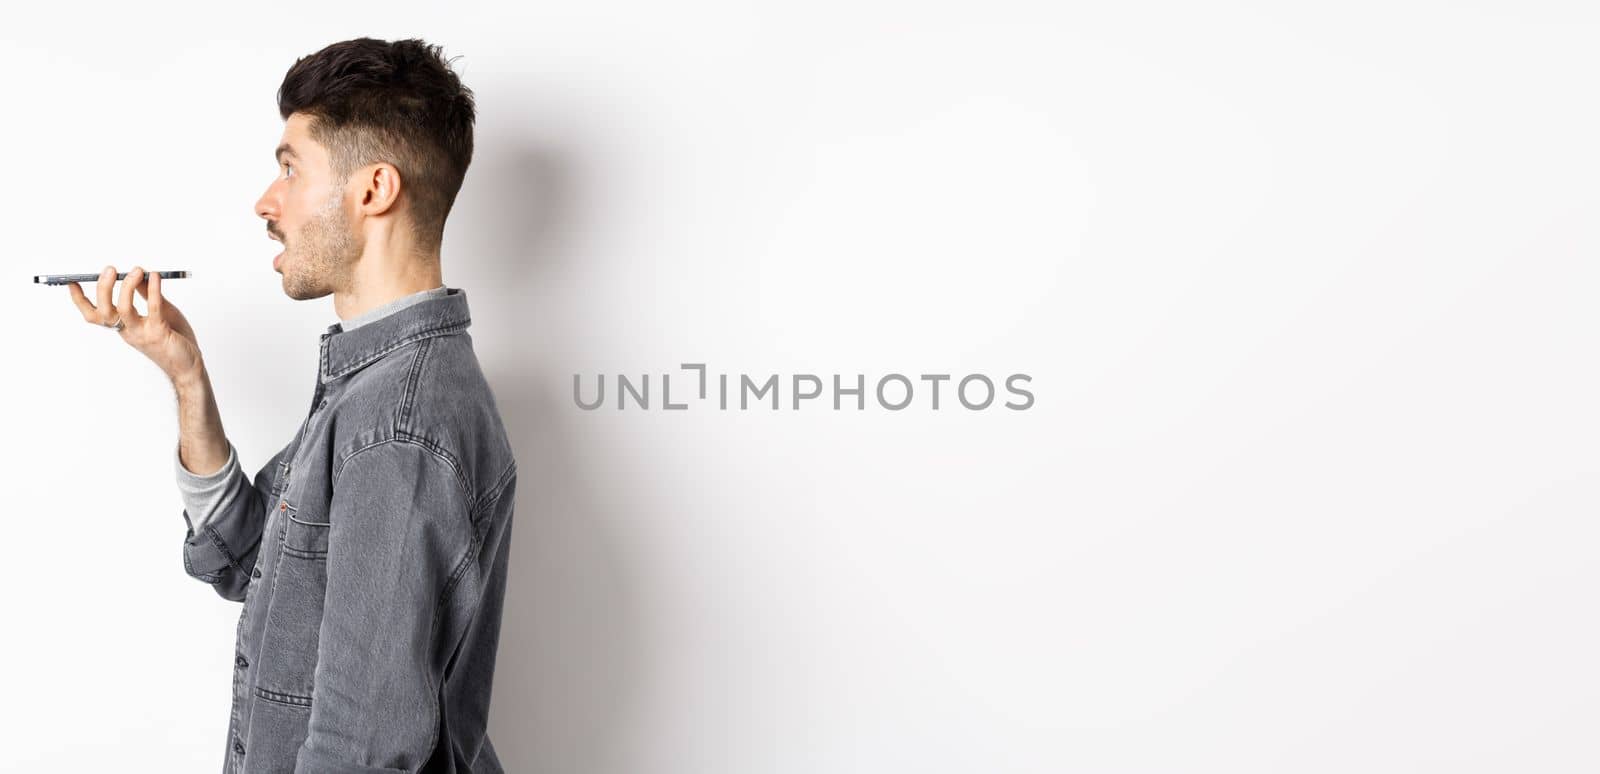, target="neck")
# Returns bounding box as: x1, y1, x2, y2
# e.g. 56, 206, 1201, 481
333, 226, 444, 321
